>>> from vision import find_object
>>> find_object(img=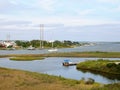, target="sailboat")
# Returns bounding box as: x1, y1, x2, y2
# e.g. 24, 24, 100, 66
48, 40, 58, 52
